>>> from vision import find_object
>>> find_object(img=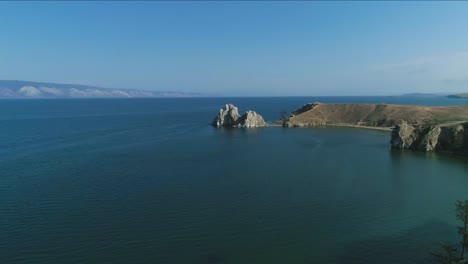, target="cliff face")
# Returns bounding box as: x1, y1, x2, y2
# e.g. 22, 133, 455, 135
212, 104, 266, 128
390, 121, 468, 154
390, 121, 417, 149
